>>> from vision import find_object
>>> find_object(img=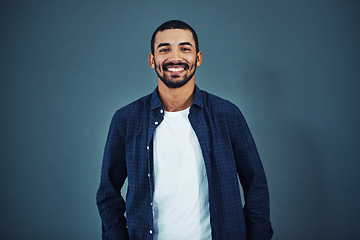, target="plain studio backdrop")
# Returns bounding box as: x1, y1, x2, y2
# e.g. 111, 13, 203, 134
1, 0, 359, 239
